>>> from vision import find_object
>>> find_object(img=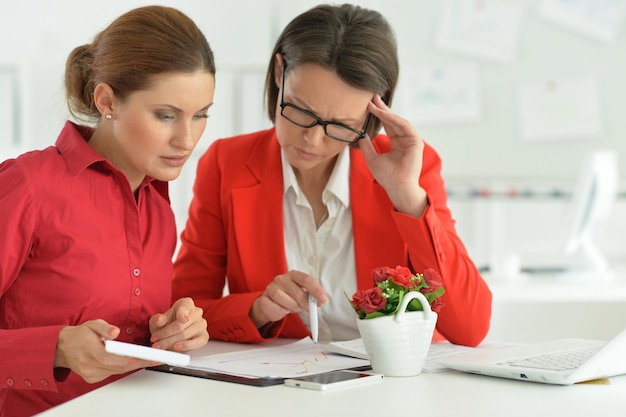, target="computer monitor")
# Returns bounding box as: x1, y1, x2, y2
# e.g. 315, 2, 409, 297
560, 150, 618, 281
